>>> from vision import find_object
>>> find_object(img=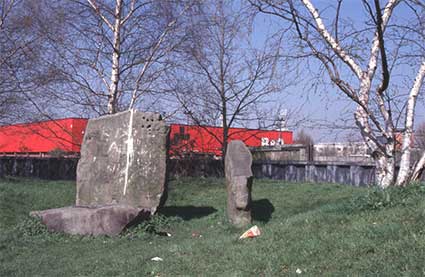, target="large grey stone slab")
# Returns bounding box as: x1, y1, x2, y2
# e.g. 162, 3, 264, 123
225, 140, 253, 227
30, 205, 148, 236
76, 110, 169, 213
